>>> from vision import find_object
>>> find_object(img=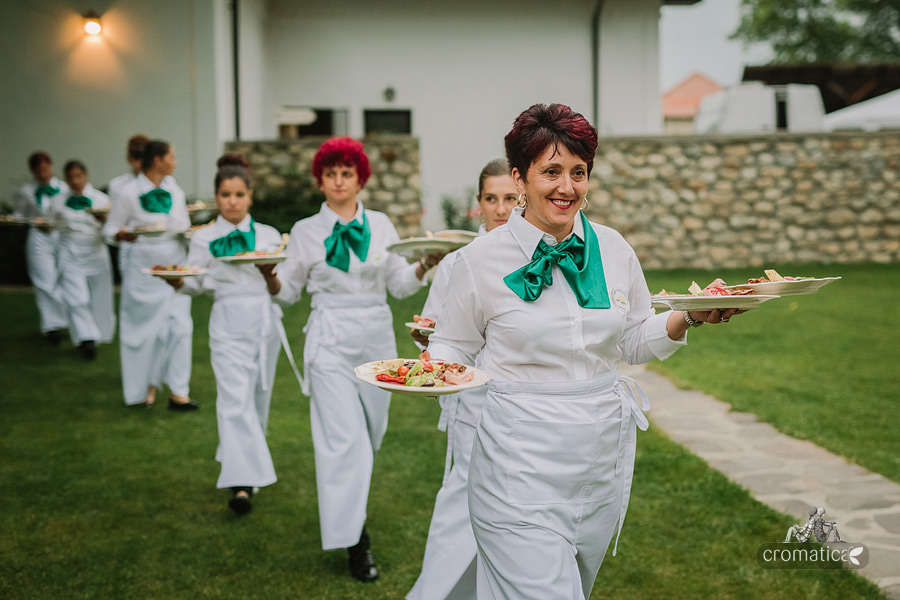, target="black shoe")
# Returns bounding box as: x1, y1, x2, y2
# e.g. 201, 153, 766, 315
348, 528, 379, 582
46, 329, 63, 346
79, 340, 97, 360
228, 487, 253, 515
168, 397, 199, 411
